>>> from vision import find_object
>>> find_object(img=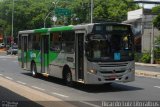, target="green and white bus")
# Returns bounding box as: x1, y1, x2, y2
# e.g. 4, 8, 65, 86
18, 23, 135, 85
